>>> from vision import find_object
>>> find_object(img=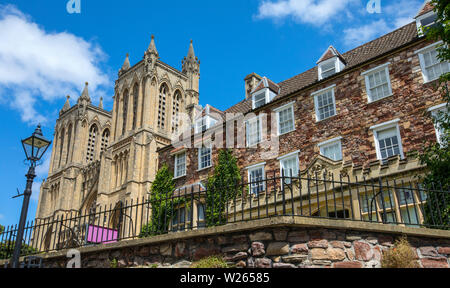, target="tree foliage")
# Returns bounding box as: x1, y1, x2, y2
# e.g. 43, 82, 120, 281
0, 241, 37, 260
419, 0, 450, 229
205, 149, 242, 226
0, 225, 4, 235
139, 164, 177, 237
